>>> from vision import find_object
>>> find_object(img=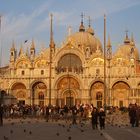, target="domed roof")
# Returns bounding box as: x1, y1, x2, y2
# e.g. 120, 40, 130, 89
67, 31, 102, 53
114, 43, 139, 60
79, 22, 85, 32
86, 26, 94, 35
114, 34, 139, 59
